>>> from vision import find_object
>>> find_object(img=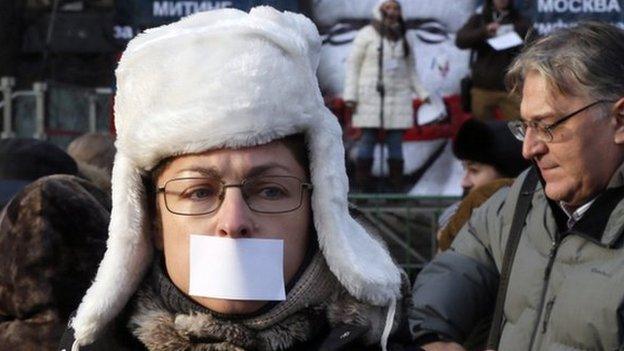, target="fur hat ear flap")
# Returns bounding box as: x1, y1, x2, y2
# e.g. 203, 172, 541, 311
307, 118, 402, 305
71, 153, 154, 345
